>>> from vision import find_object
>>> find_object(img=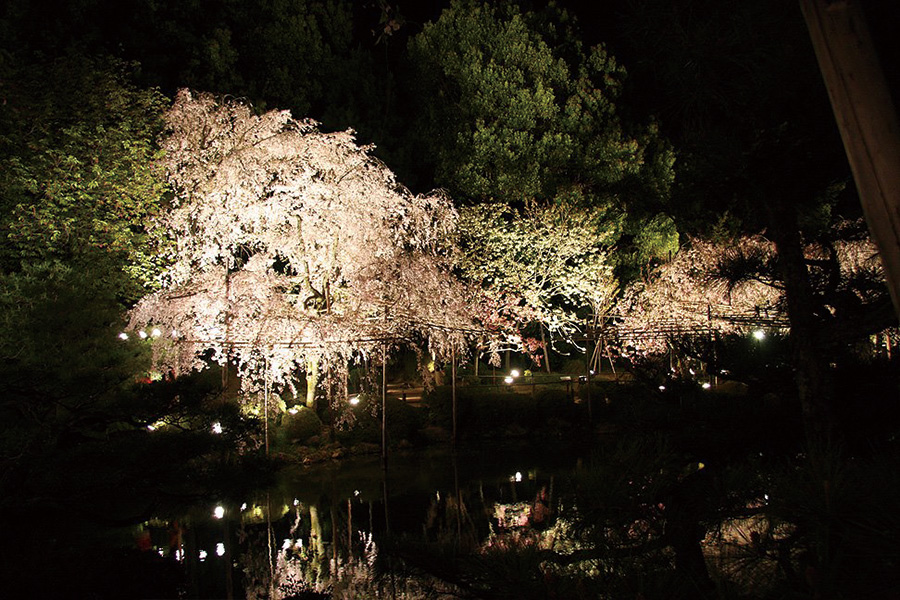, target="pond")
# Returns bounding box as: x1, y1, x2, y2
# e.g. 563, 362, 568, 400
9, 430, 893, 599
14, 440, 590, 599
171, 441, 588, 599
